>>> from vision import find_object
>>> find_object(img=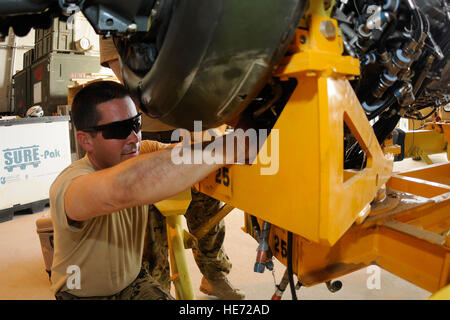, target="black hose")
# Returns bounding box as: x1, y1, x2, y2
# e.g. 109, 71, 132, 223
287, 231, 297, 300
367, 95, 397, 120
344, 113, 401, 169
361, 91, 397, 120
250, 215, 261, 234
404, 106, 437, 120
250, 215, 262, 243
